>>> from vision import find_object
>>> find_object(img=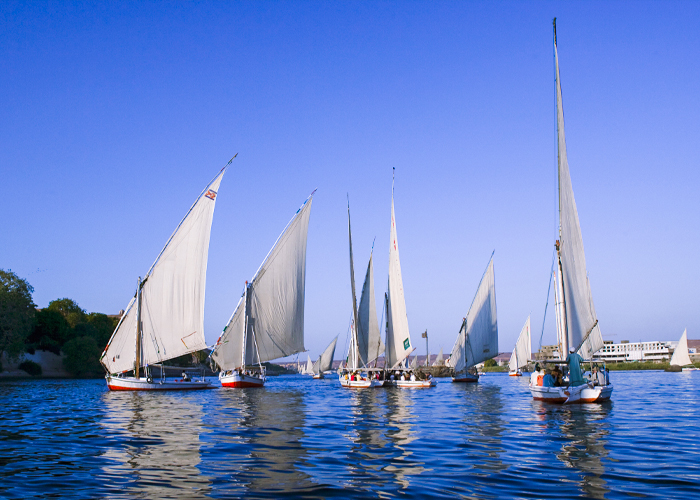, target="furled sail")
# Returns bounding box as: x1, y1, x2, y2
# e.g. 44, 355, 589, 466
357, 253, 384, 365
670, 329, 692, 367
449, 256, 498, 372
554, 25, 603, 360
313, 336, 339, 374
509, 316, 531, 371
385, 194, 414, 369
211, 192, 314, 369
102, 168, 226, 374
